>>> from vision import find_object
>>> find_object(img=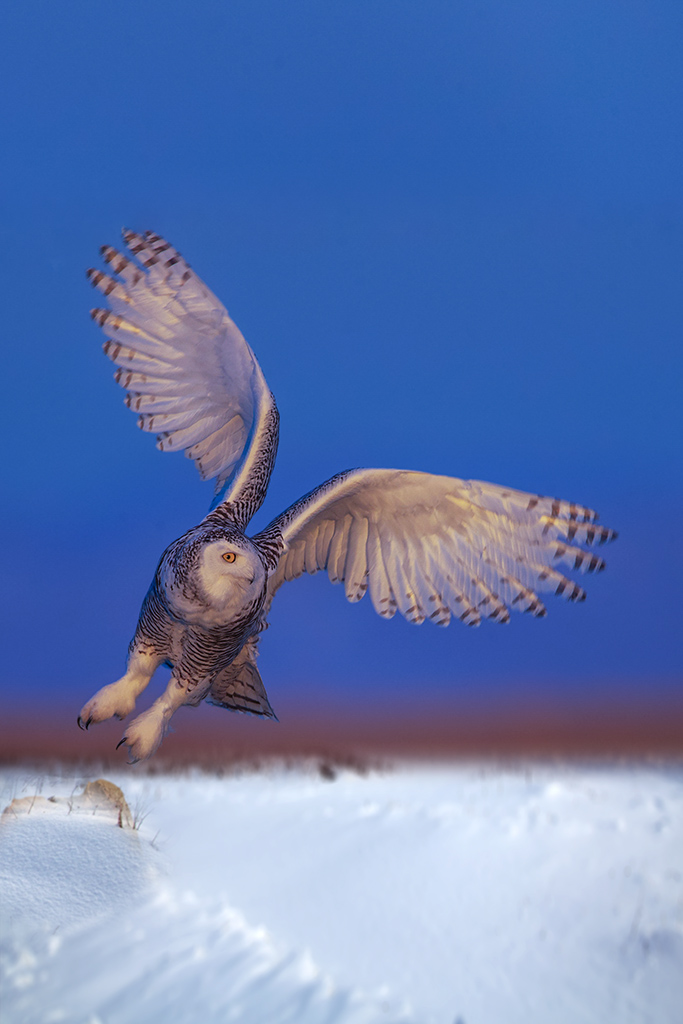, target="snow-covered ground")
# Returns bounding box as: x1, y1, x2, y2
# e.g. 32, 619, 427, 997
1, 761, 682, 1024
